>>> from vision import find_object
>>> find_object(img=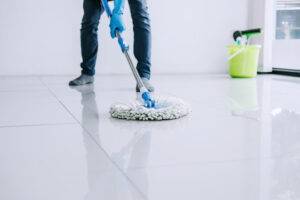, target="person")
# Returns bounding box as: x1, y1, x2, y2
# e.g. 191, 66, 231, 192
69, 0, 154, 92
